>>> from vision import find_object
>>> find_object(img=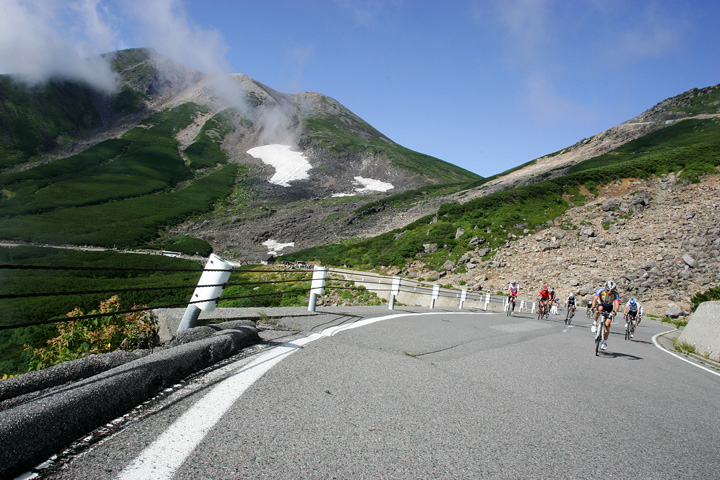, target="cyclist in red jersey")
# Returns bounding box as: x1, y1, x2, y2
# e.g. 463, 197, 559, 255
536, 286, 551, 316
507, 279, 519, 312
